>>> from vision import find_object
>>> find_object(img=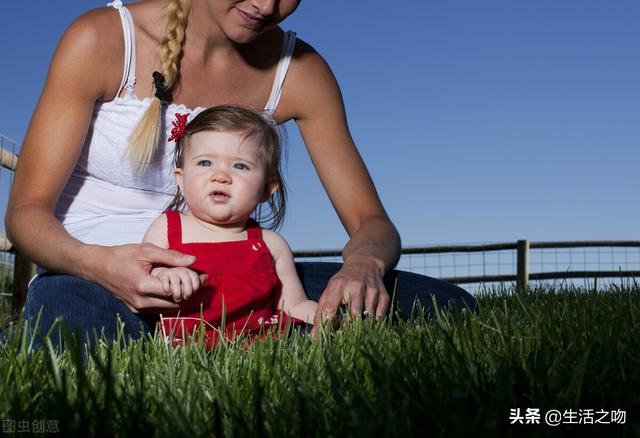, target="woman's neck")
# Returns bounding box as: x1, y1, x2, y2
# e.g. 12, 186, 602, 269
185, 4, 235, 58
183, 1, 280, 66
